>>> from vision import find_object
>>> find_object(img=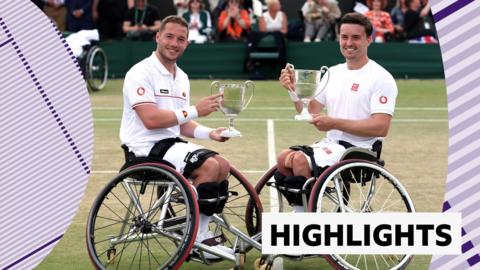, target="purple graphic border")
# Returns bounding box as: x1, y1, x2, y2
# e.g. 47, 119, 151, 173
1, 235, 63, 270
0, 17, 90, 174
